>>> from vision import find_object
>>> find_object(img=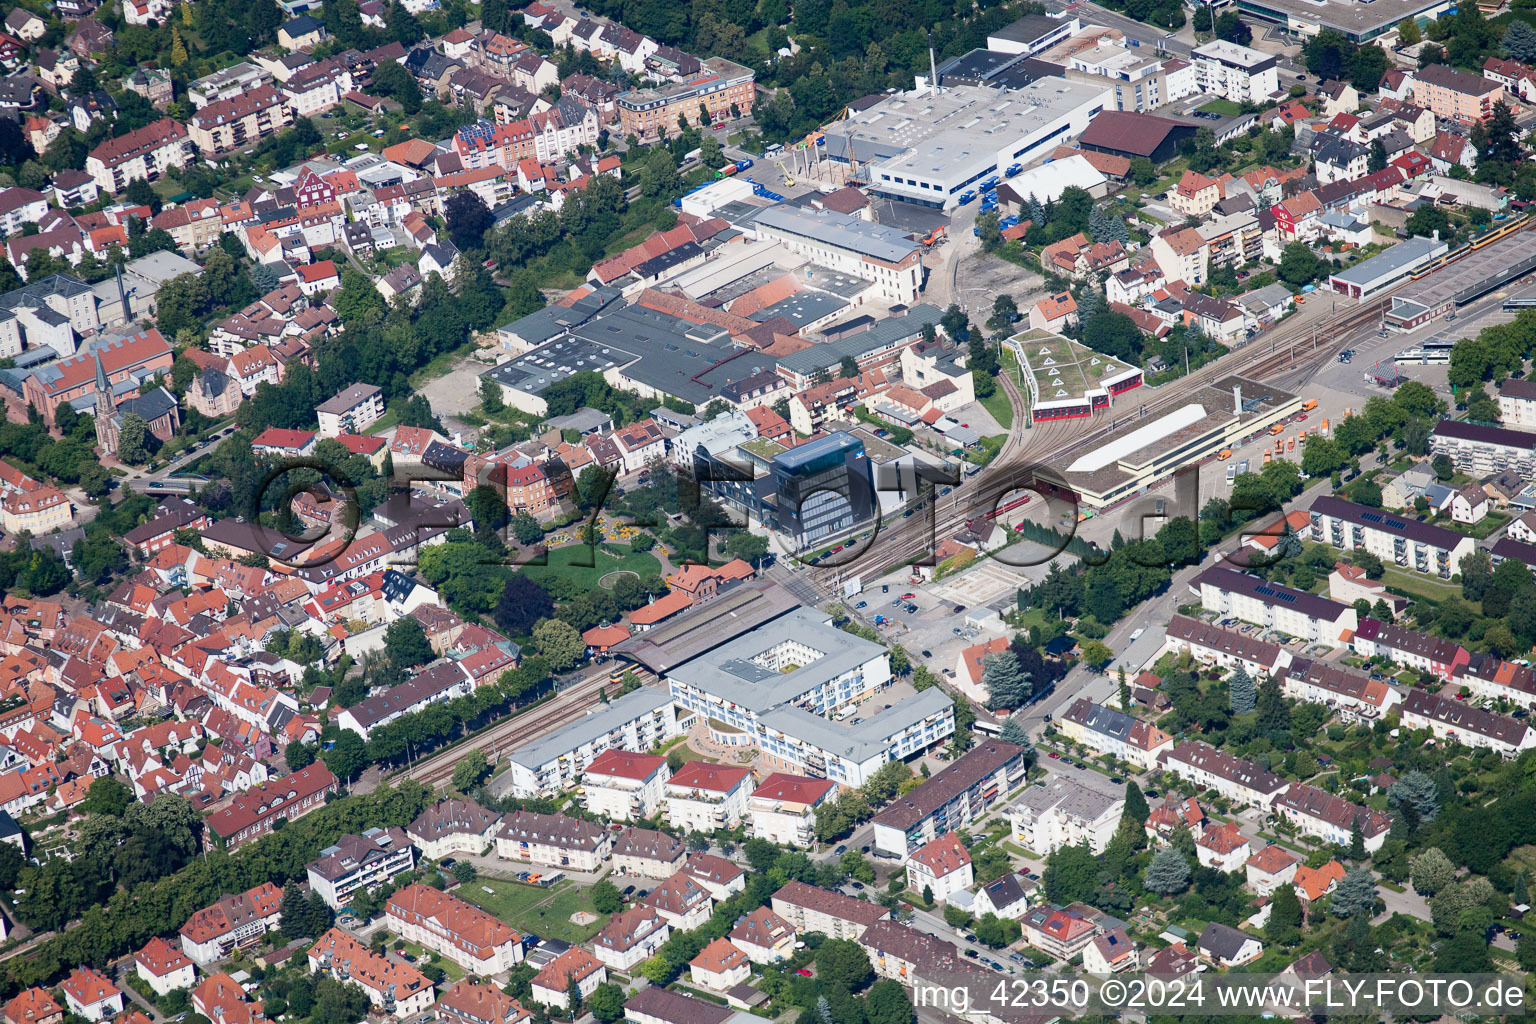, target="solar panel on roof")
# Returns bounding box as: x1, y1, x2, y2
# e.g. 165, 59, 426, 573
1387, 518, 1407, 528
